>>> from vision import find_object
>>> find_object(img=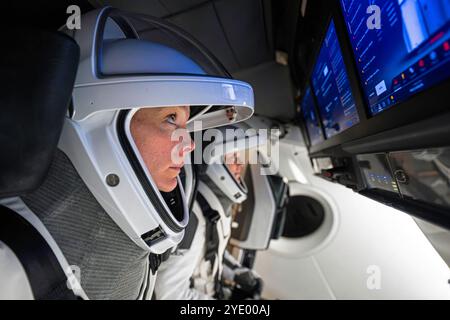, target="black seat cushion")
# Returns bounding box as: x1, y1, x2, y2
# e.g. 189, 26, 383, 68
0, 29, 79, 198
